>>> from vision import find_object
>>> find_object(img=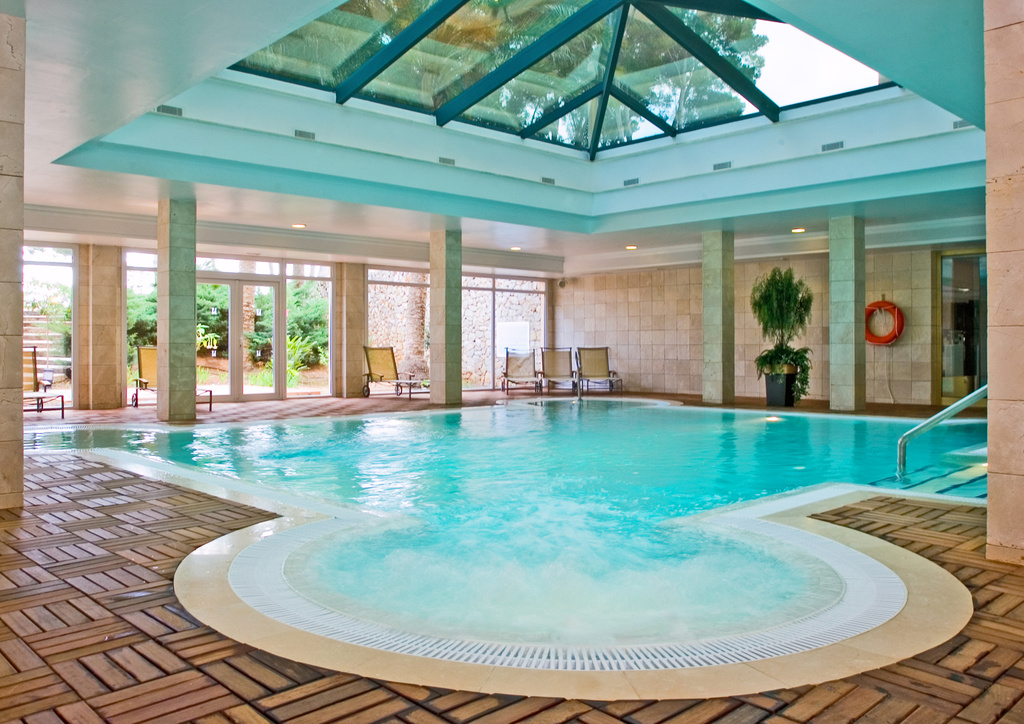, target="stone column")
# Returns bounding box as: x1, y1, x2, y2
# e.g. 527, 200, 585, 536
430, 220, 462, 406
829, 216, 866, 411
74, 245, 125, 409
332, 262, 367, 397
702, 228, 735, 404
0, 11, 24, 509
986, 2, 1024, 562
156, 198, 197, 422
